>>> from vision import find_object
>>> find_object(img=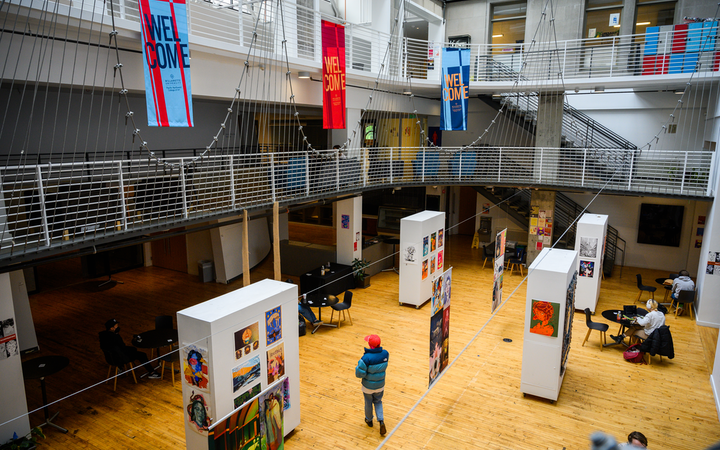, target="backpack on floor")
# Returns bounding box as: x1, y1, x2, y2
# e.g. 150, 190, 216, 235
623, 344, 645, 364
